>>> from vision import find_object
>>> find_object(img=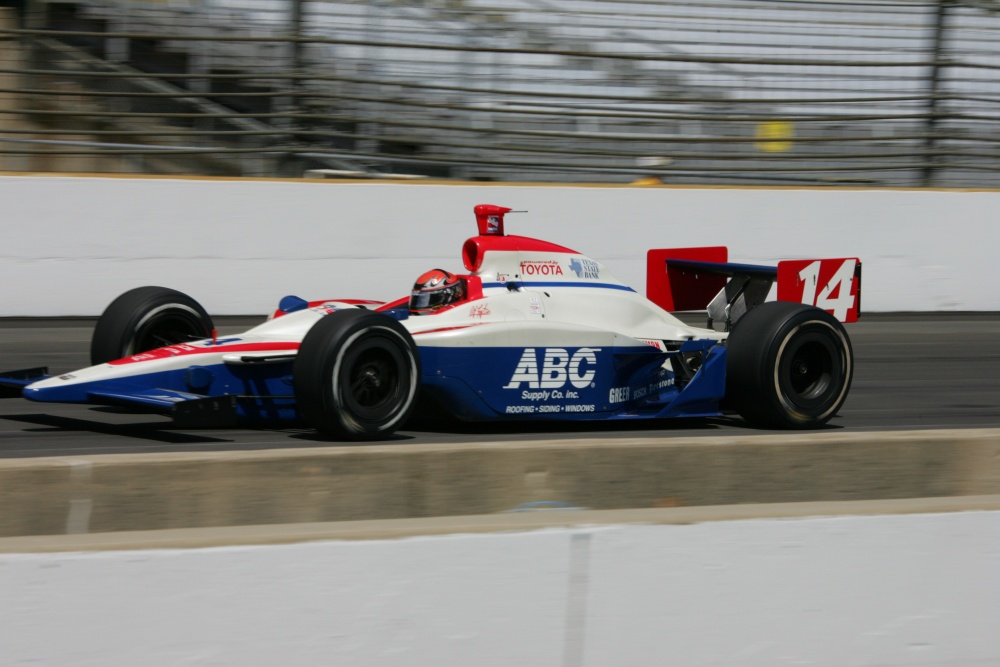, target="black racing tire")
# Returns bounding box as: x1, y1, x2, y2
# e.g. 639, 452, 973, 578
294, 309, 420, 440
90, 286, 214, 365
725, 301, 853, 429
